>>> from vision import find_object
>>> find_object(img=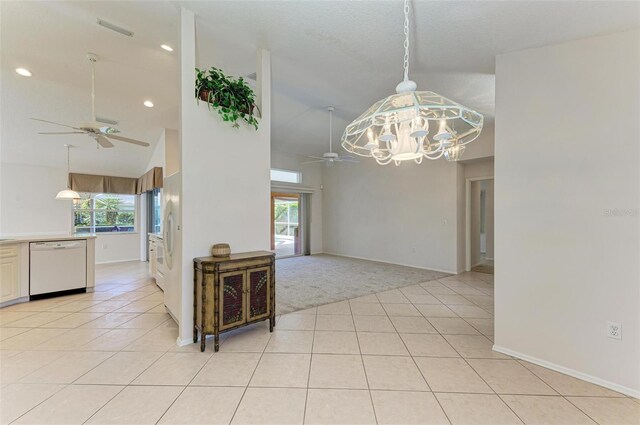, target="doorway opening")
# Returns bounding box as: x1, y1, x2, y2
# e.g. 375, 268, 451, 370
465, 177, 494, 274
271, 193, 302, 258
